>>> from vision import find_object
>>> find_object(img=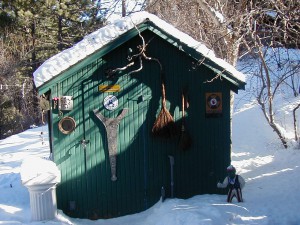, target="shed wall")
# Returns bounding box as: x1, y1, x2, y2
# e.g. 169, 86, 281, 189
51, 30, 231, 219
